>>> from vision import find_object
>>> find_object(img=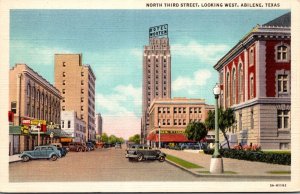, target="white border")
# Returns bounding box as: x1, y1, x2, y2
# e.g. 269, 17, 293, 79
1, 0, 299, 192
